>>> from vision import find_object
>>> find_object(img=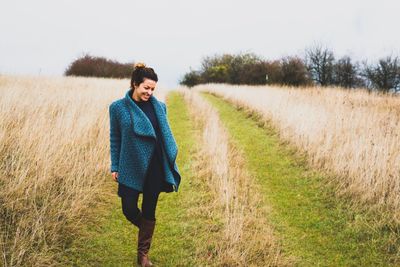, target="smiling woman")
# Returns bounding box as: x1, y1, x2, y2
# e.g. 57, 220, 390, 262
109, 63, 181, 267
130, 63, 157, 101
